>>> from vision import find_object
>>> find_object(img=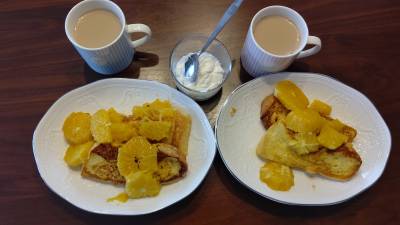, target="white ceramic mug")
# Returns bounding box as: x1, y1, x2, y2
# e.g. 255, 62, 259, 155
65, 0, 152, 75
241, 5, 321, 77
